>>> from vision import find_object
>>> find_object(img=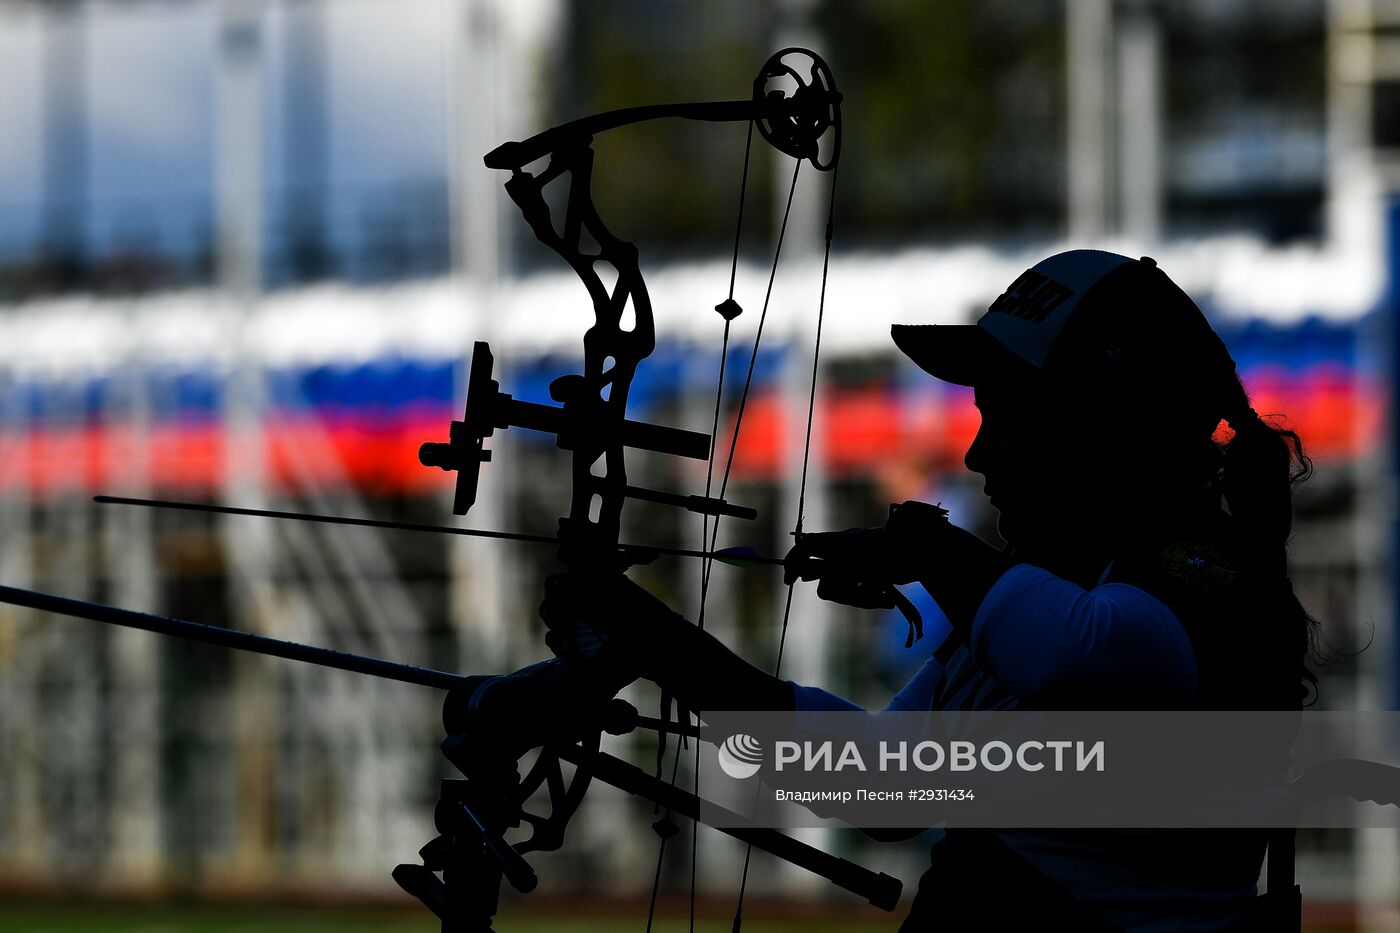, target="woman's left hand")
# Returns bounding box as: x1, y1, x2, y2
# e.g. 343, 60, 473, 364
538, 572, 692, 681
